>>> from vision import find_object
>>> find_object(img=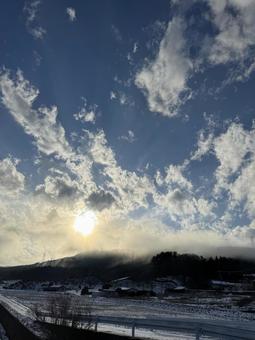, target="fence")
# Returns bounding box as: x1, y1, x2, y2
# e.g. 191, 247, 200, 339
42, 313, 255, 339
